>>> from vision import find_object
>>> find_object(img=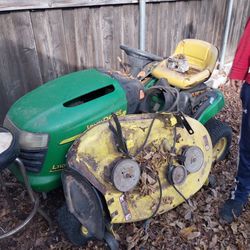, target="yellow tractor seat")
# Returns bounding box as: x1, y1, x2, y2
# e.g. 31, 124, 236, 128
151, 39, 218, 89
